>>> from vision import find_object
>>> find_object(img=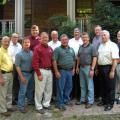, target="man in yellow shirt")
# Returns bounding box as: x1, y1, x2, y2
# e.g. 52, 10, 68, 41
0, 36, 14, 117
